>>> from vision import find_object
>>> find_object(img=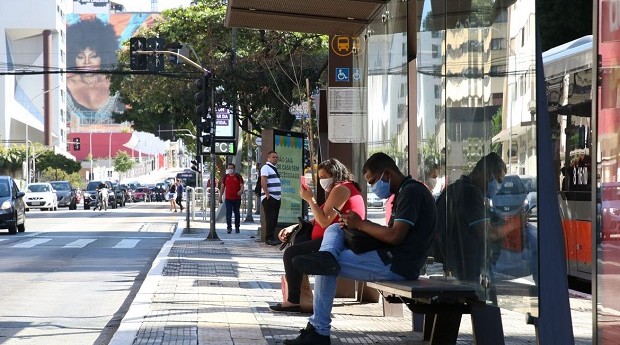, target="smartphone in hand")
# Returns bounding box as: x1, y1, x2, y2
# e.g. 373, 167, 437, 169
301, 176, 309, 190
